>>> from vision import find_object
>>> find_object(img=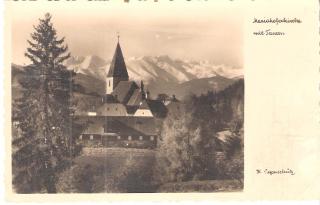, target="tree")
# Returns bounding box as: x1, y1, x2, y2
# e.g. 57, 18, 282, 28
12, 13, 75, 193
153, 110, 217, 185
